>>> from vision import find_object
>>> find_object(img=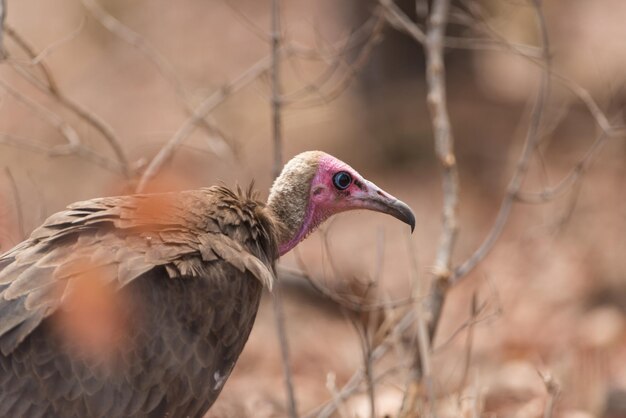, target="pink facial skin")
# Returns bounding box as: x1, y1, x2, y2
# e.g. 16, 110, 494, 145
278, 155, 415, 256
